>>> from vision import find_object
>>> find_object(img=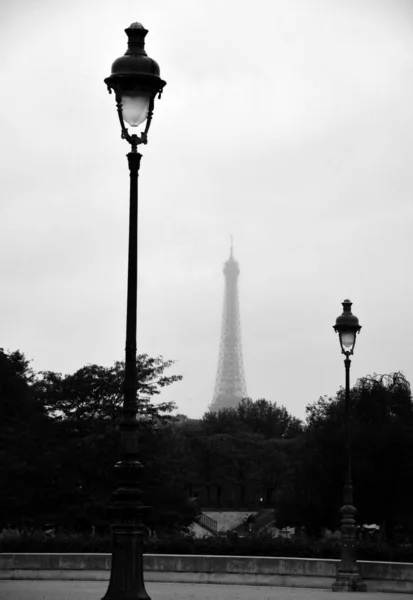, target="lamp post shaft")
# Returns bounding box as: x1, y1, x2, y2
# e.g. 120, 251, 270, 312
332, 357, 366, 593
103, 151, 150, 600
345, 358, 351, 481
124, 151, 141, 417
